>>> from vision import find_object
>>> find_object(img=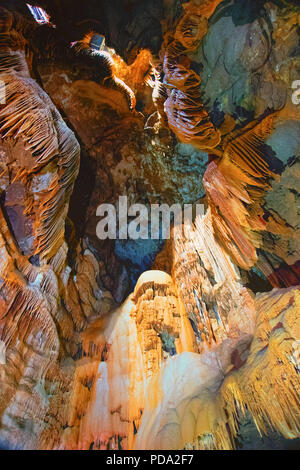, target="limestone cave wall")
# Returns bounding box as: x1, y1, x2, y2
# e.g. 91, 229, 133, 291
0, 0, 299, 450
